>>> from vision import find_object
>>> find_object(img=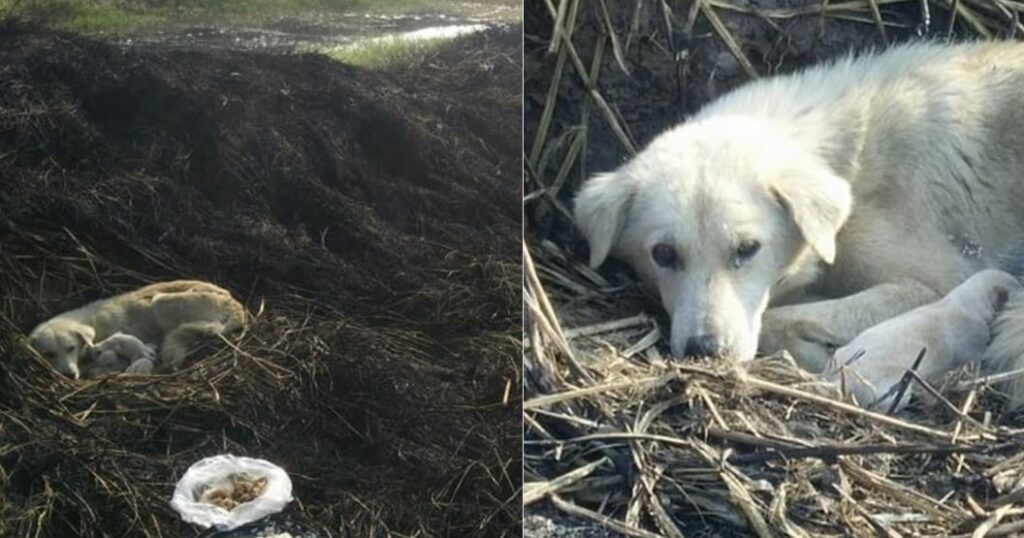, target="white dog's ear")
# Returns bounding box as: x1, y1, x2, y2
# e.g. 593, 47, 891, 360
991, 285, 1013, 311
770, 171, 852, 264
73, 325, 96, 348
574, 170, 636, 268
26, 333, 46, 356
